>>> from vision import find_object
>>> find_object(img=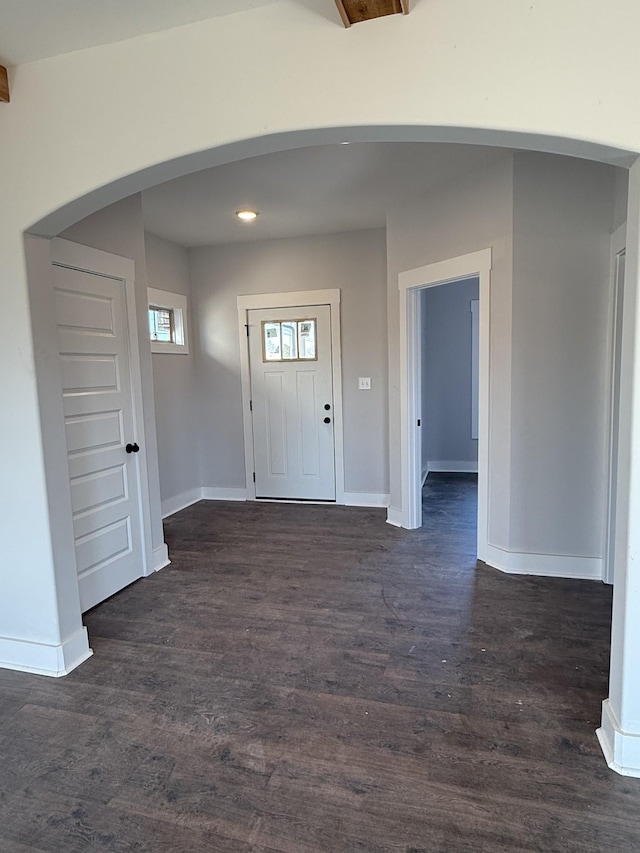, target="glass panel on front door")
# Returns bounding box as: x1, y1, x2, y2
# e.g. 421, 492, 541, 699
262, 319, 317, 362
